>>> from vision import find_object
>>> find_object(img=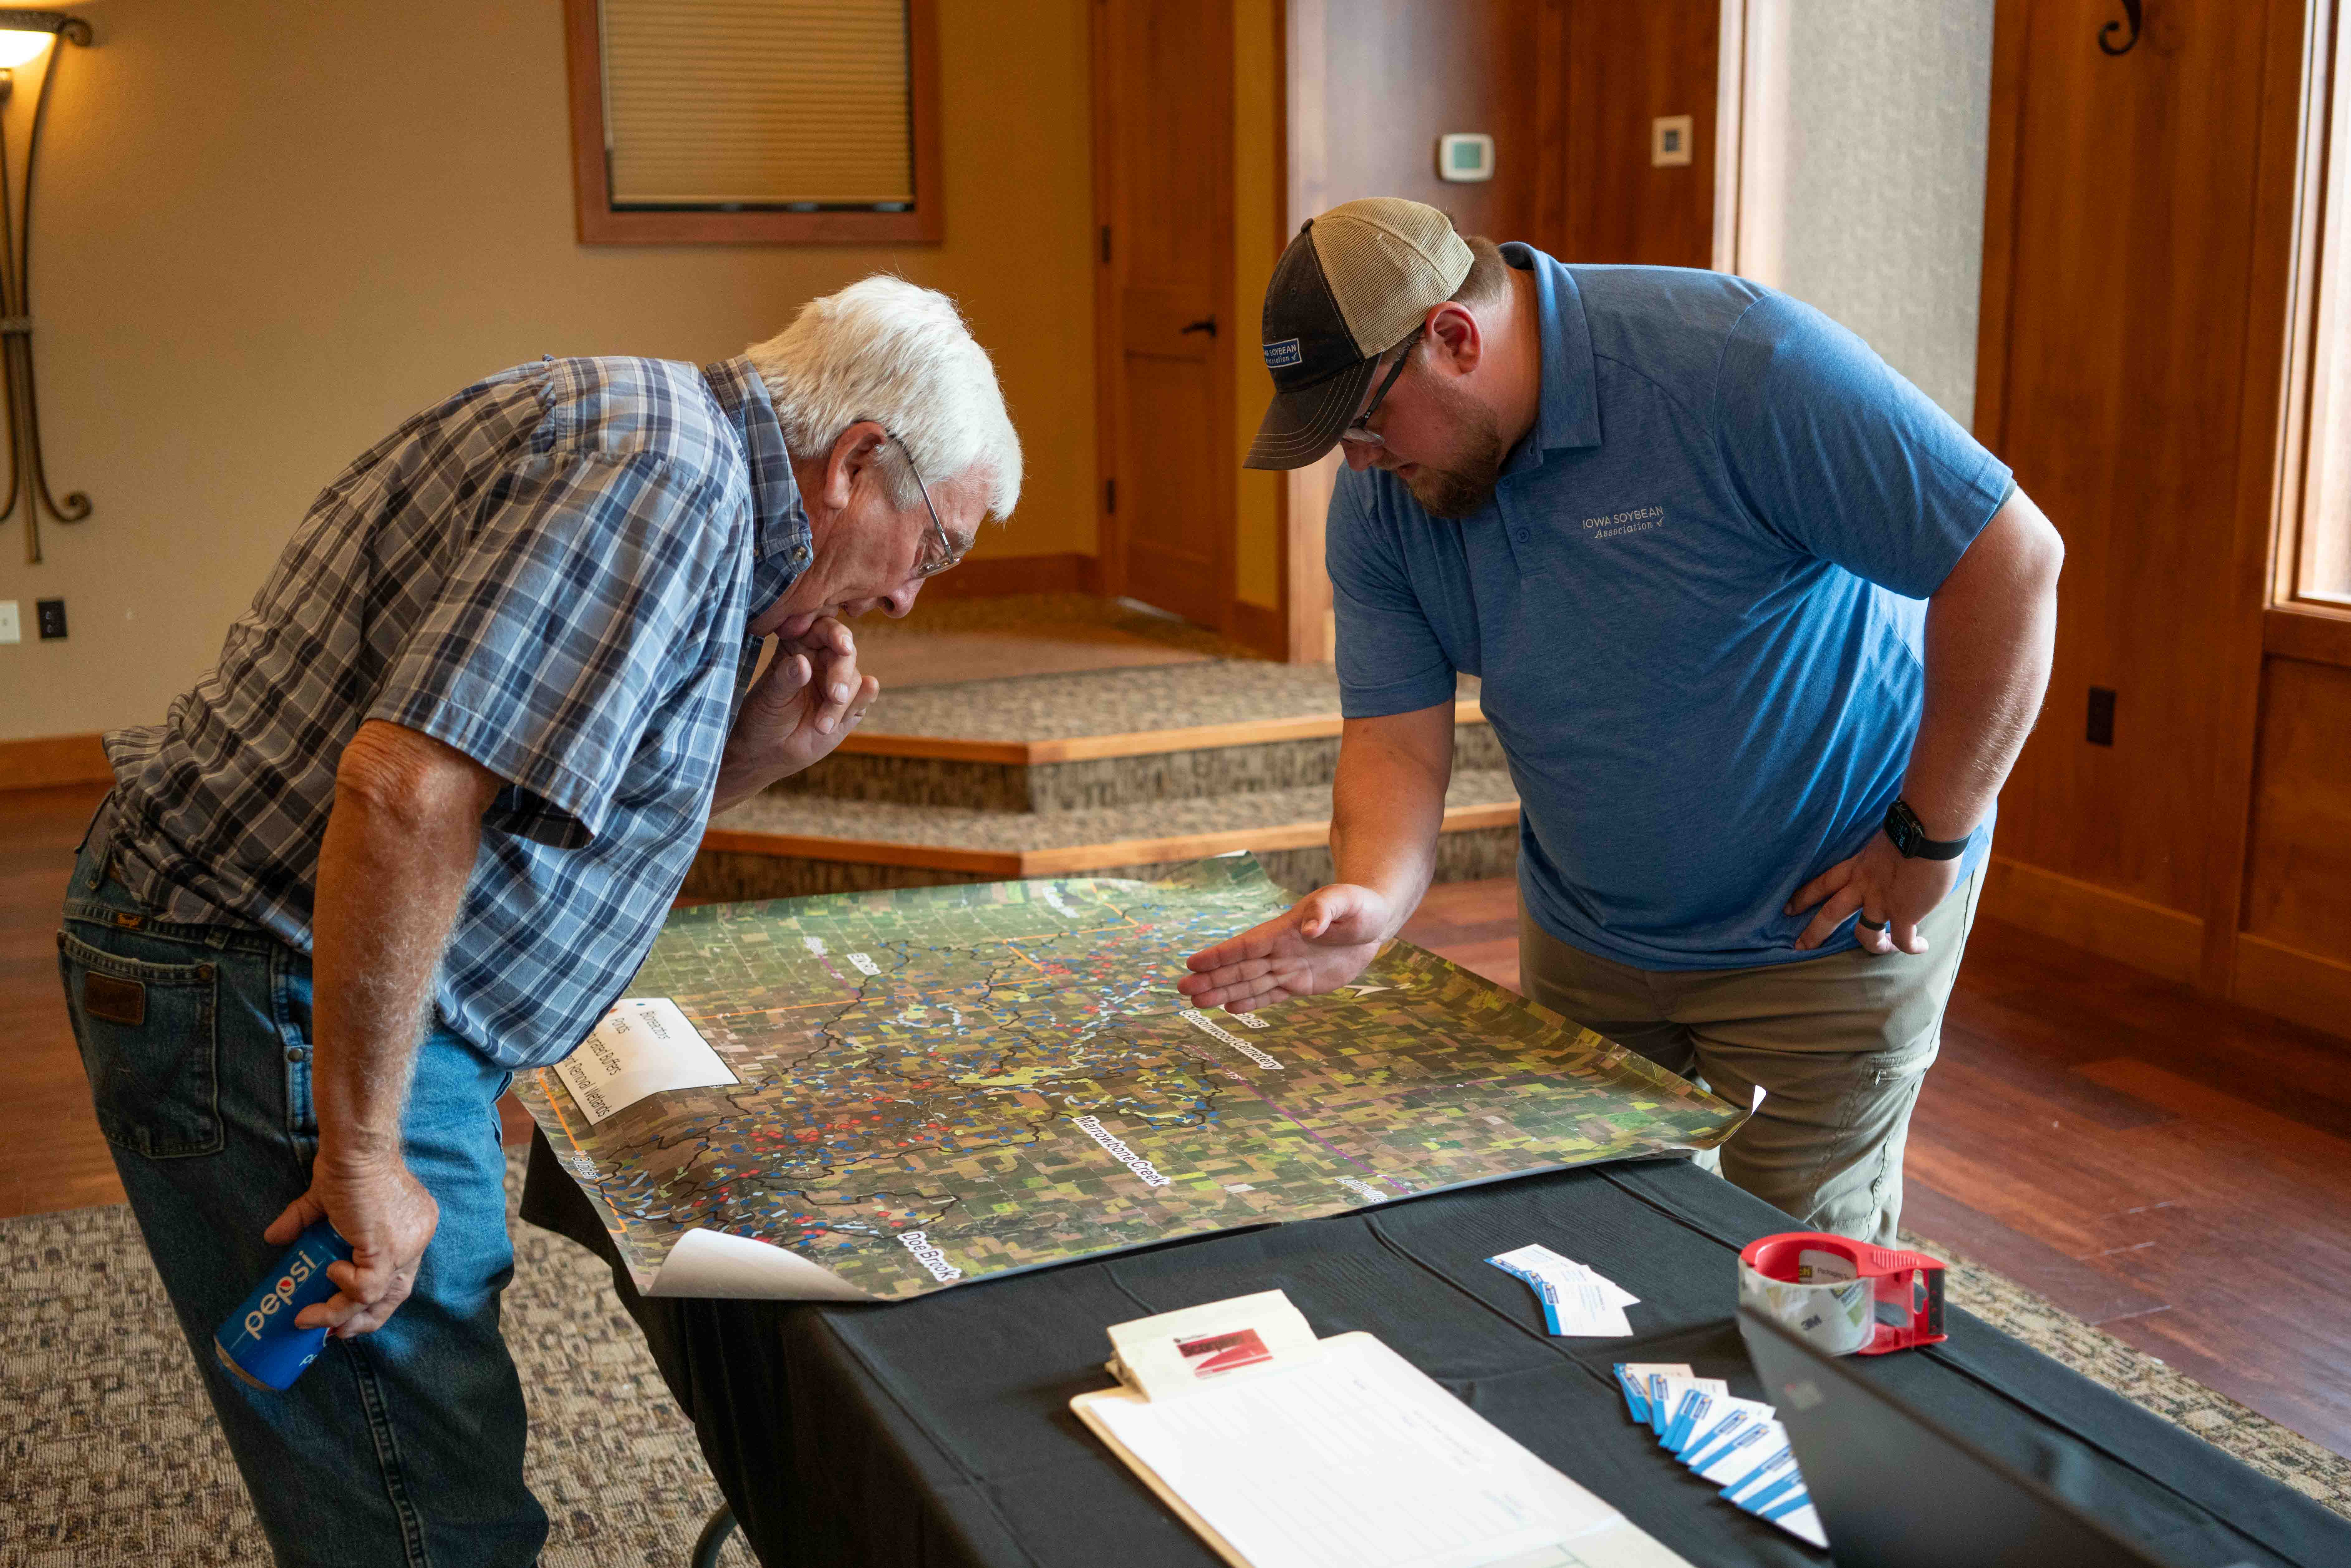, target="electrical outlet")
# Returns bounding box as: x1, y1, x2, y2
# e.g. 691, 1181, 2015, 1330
1651, 114, 1694, 167
35, 598, 66, 640
0, 600, 17, 644
2087, 686, 2116, 747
